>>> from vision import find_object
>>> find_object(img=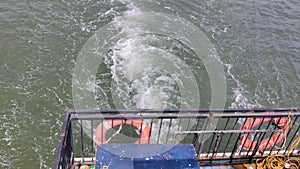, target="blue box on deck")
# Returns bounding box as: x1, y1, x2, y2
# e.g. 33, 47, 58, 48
95, 144, 199, 169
